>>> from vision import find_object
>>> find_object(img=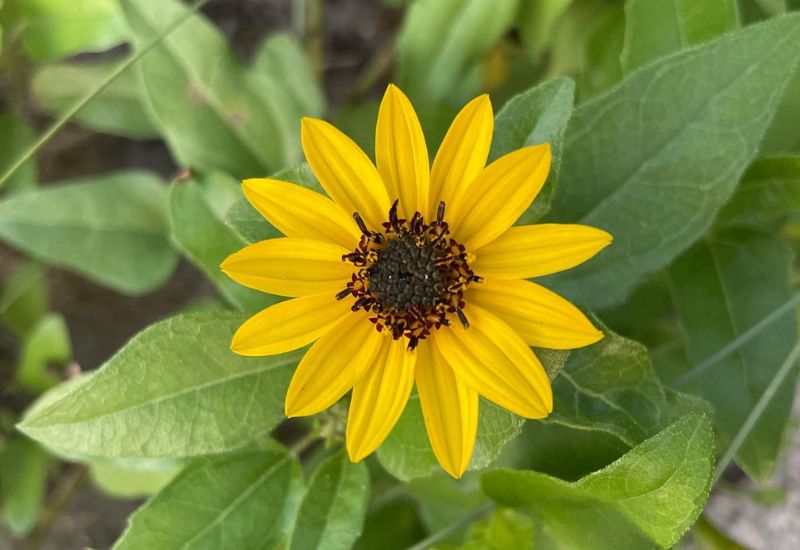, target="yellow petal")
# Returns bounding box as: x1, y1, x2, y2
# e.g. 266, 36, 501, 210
375, 84, 430, 218
434, 305, 552, 419
231, 293, 352, 356
468, 279, 603, 349
415, 342, 478, 479
220, 237, 352, 297
242, 178, 361, 249
285, 312, 383, 417
302, 117, 391, 231
472, 224, 613, 279
429, 95, 493, 220
448, 145, 551, 250
346, 338, 416, 462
